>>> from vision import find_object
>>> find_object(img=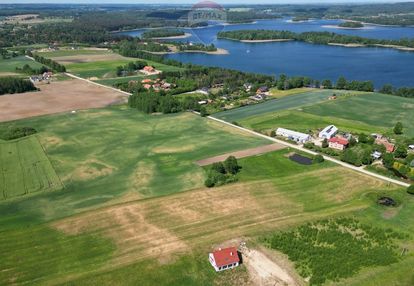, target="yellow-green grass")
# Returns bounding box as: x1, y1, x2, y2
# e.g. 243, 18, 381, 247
0, 107, 412, 285
36, 150, 405, 285
94, 75, 147, 86
302, 93, 414, 137
213, 89, 352, 122
0, 56, 43, 77
239, 109, 387, 135
269, 87, 316, 98
0, 136, 63, 200
38, 49, 183, 79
